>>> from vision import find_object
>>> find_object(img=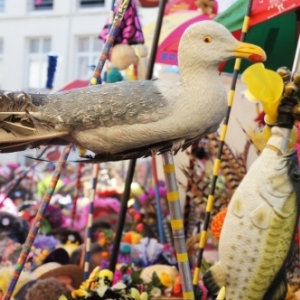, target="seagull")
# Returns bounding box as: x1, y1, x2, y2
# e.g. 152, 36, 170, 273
0, 21, 266, 162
